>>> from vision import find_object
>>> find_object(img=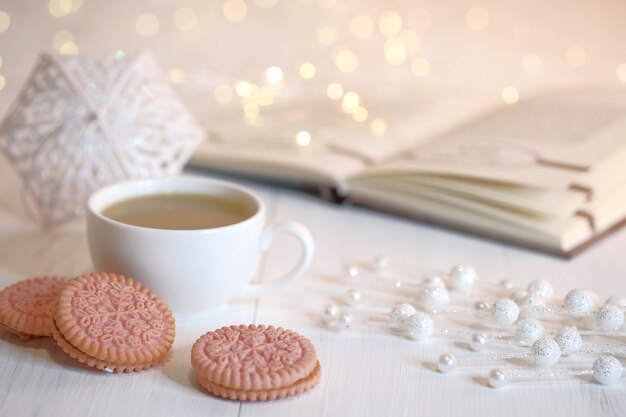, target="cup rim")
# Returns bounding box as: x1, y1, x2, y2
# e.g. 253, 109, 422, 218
87, 175, 264, 234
